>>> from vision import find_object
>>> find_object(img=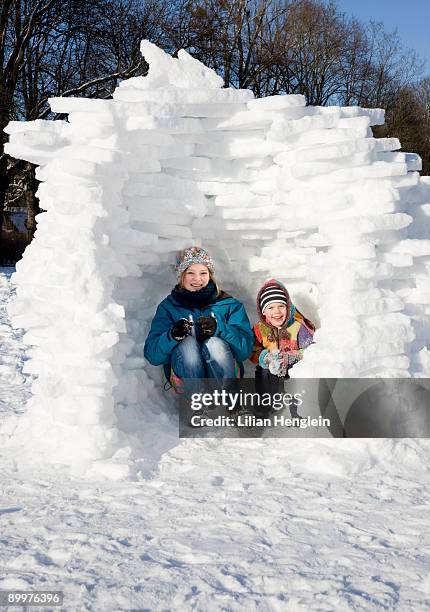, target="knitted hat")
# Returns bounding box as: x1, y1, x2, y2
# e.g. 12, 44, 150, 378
256, 279, 292, 322
260, 284, 289, 313
174, 246, 215, 279
256, 278, 316, 333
